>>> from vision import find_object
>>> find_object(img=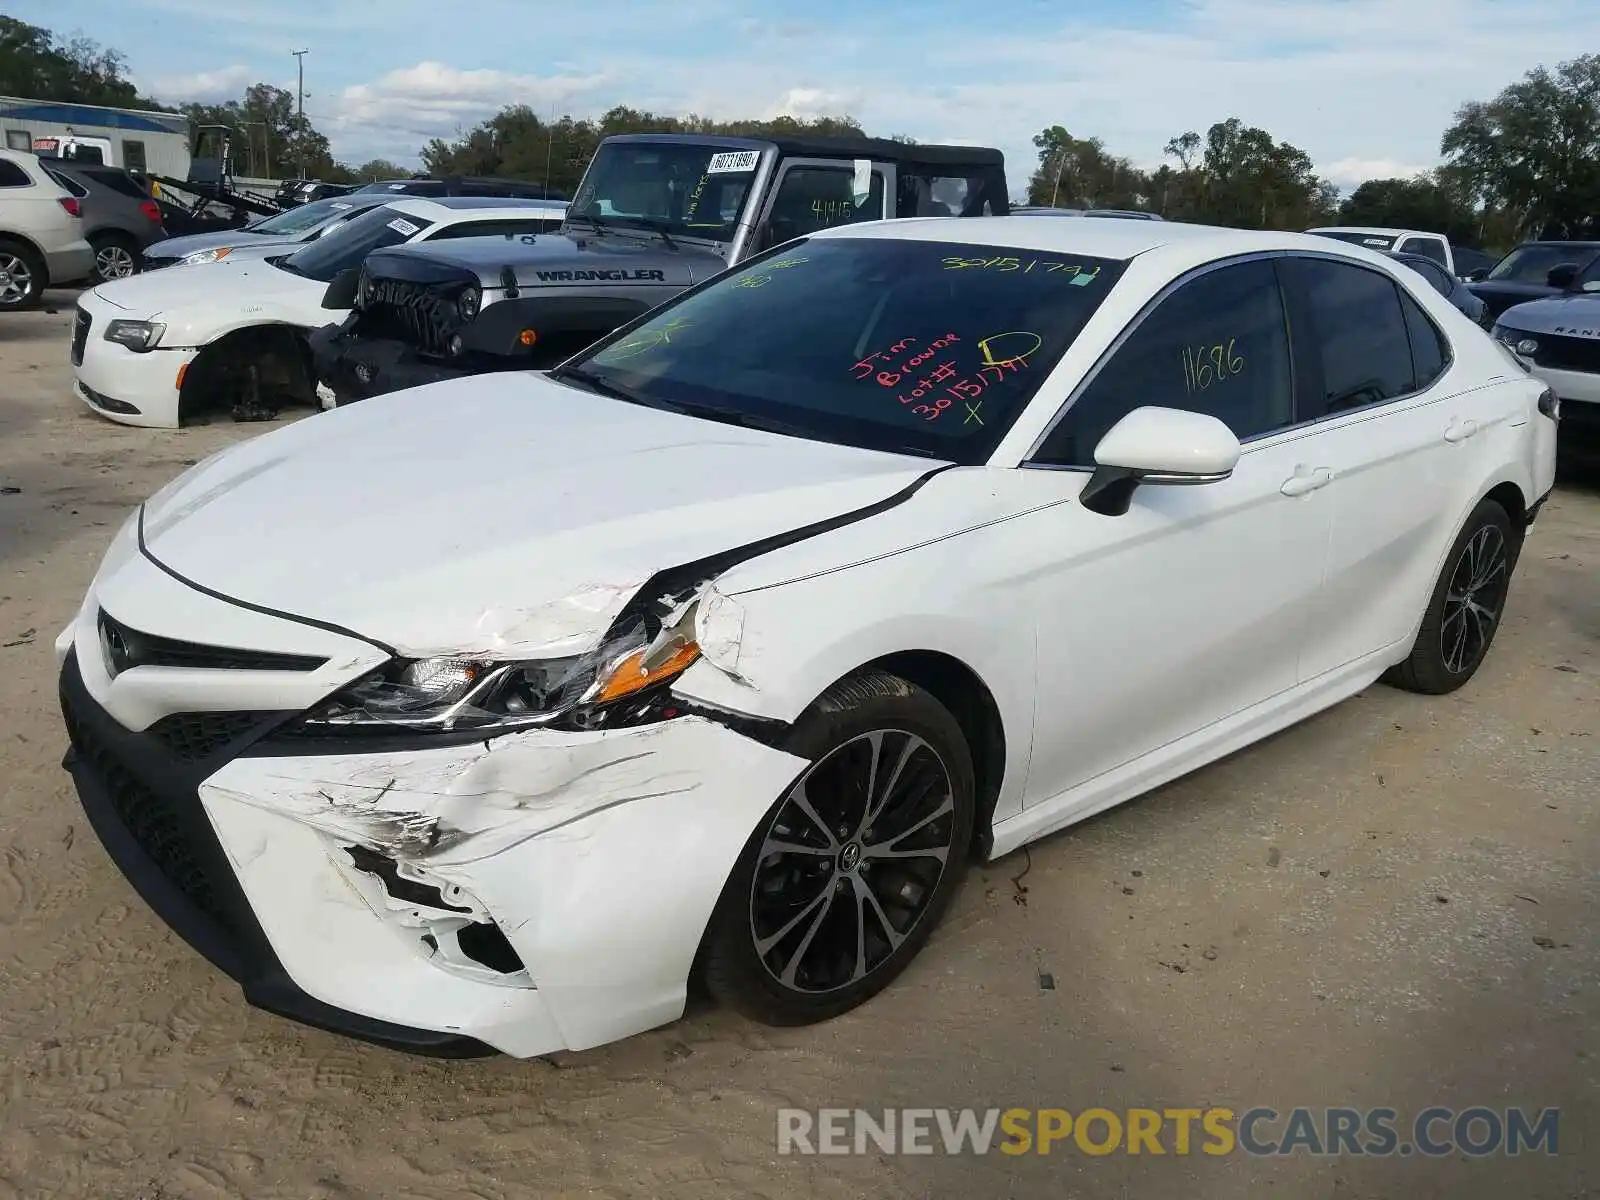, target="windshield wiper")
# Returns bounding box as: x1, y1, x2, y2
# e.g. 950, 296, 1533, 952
563, 212, 607, 237
547, 364, 656, 407
607, 217, 677, 249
